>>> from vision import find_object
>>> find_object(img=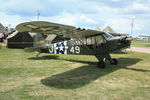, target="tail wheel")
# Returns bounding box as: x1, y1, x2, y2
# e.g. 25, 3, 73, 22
110, 58, 118, 65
